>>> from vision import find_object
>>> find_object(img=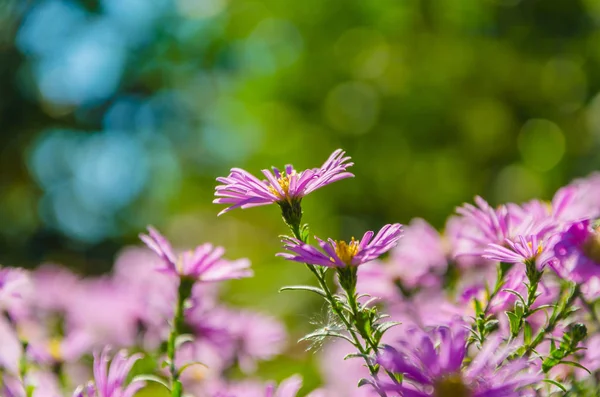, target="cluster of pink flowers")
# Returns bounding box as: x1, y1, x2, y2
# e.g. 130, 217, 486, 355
1, 149, 600, 396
